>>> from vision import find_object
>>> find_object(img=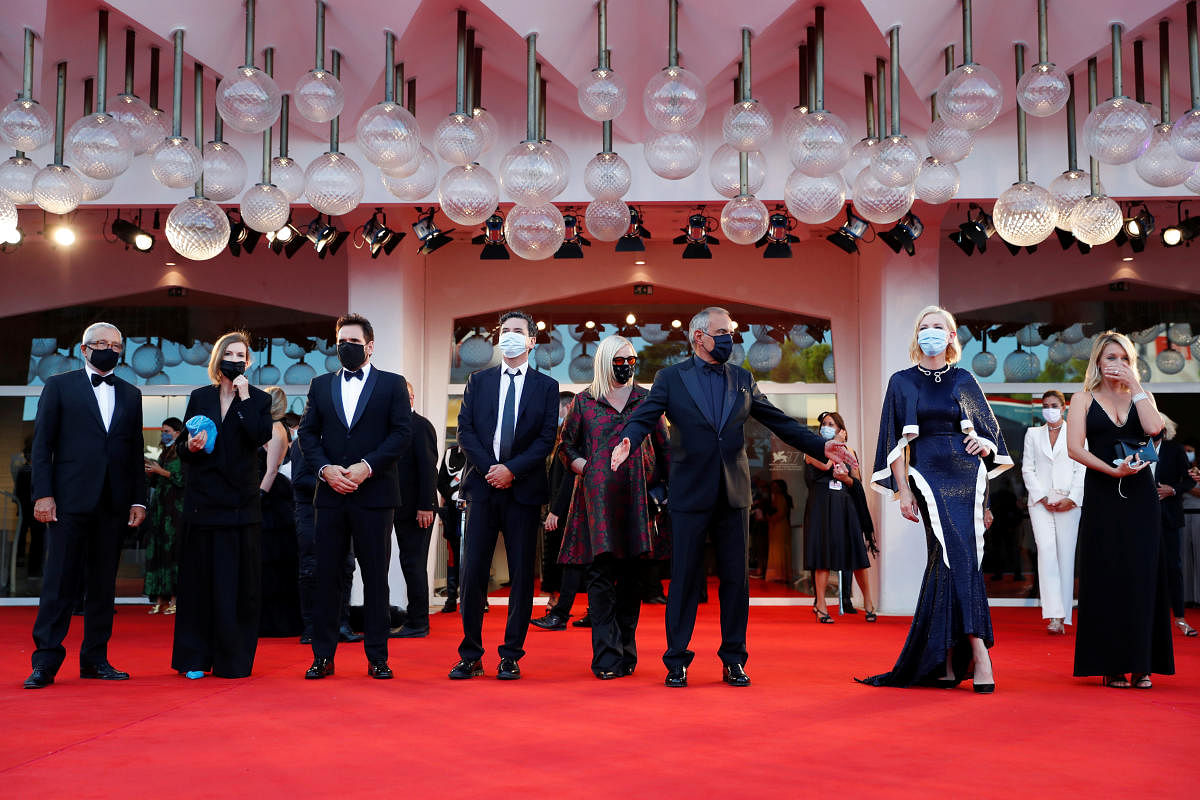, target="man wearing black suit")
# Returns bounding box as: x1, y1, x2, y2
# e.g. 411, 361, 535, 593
613, 307, 852, 688
449, 310, 560, 680
26, 322, 148, 689
389, 381, 439, 638
1153, 420, 1197, 635
299, 314, 412, 680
